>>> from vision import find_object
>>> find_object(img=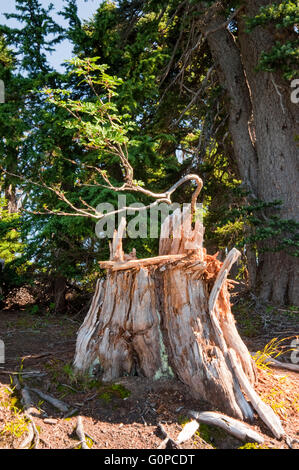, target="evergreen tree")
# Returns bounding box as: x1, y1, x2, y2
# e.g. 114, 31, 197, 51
61, 0, 298, 304
0, 1, 92, 309
0, 0, 298, 306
